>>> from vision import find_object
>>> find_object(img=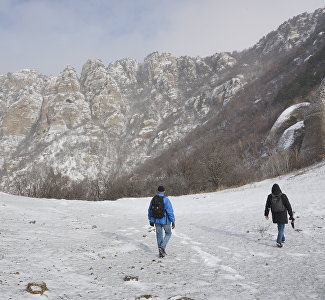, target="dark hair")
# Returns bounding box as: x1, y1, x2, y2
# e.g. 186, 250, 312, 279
158, 185, 165, 192
272, 184, 282, 195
